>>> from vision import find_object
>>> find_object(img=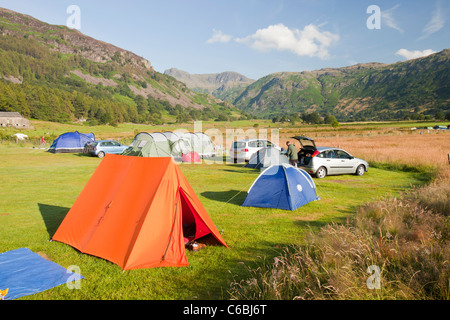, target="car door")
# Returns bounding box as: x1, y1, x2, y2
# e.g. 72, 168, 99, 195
323, 150, 341, 175
335, 150, 357, 174
110, 141, 121, 154
101, 141, 112, 154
